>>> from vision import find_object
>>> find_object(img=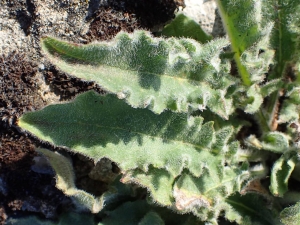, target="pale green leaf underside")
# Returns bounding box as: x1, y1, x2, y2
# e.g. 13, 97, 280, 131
36, 148, 105, 213
270, 152, 298, 197
41, 31, 235, 119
